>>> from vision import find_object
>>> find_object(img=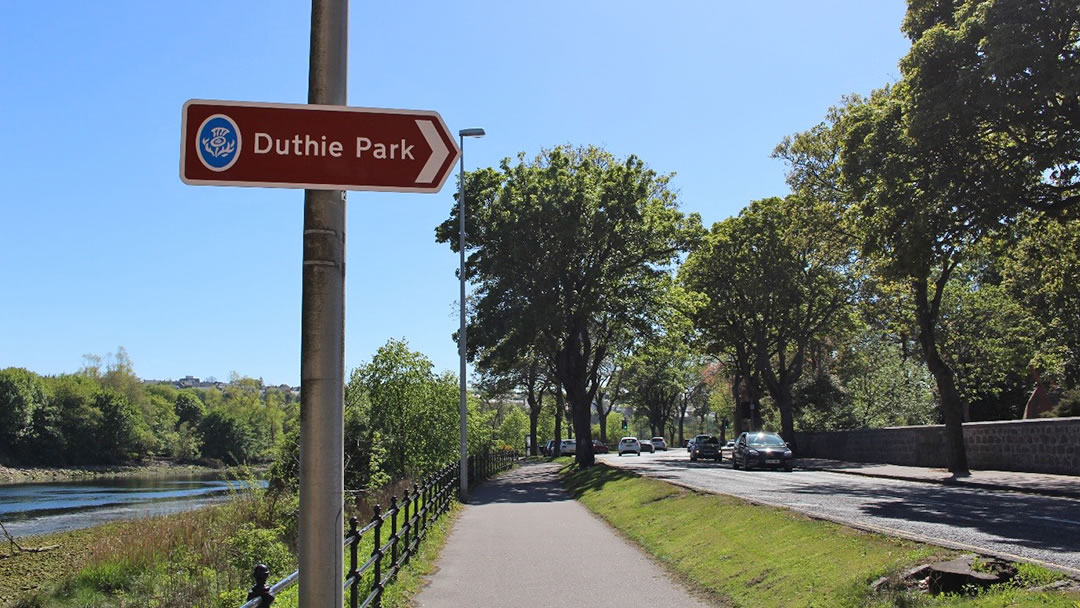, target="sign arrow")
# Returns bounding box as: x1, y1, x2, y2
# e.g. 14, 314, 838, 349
415, 119, 450, 184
